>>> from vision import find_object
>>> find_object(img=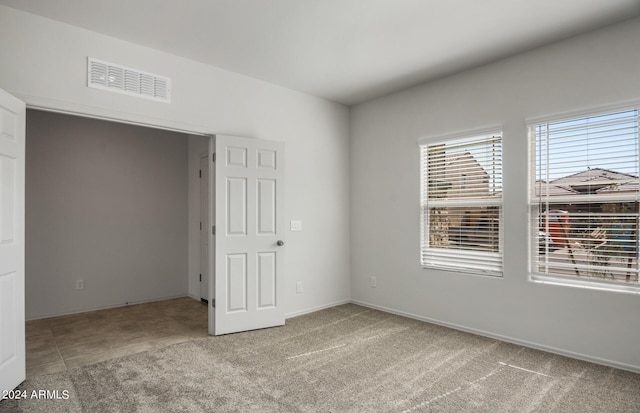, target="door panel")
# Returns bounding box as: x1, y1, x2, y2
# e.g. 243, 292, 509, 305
257, 252, 276, 309
226, 177, 247, 236
211, 135, 285, 335
0, 88, 25, 392
226, 253, 247, 312
257, 179, 276, 234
